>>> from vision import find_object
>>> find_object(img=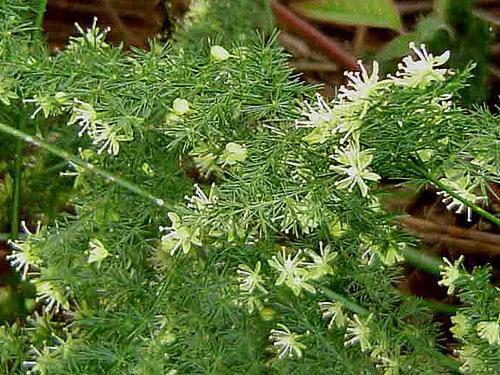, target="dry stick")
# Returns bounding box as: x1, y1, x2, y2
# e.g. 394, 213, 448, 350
405, 229, 500, 257
473, 9, 500, 27
270, 0, 359, 71
290, 61, 338, 72
352, 26, 367, 55
400, 216, 500, 247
